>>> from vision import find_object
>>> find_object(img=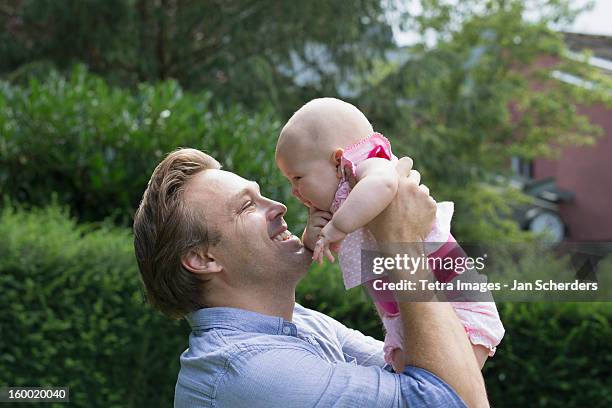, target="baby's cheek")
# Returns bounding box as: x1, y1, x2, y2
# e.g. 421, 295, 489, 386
317, 188, 336, 211
302, 184, 317, 200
